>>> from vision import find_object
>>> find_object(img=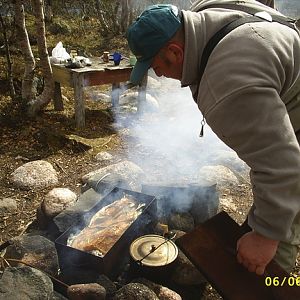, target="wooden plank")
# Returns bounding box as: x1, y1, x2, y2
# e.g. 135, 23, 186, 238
73, 73, 85, 129
53, 82, 64, 111
137, 73, 148, 113
176, 211, 300, 300
111, 83, 120, 107
52, 65, 73, 87
83, 69, 132, 86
